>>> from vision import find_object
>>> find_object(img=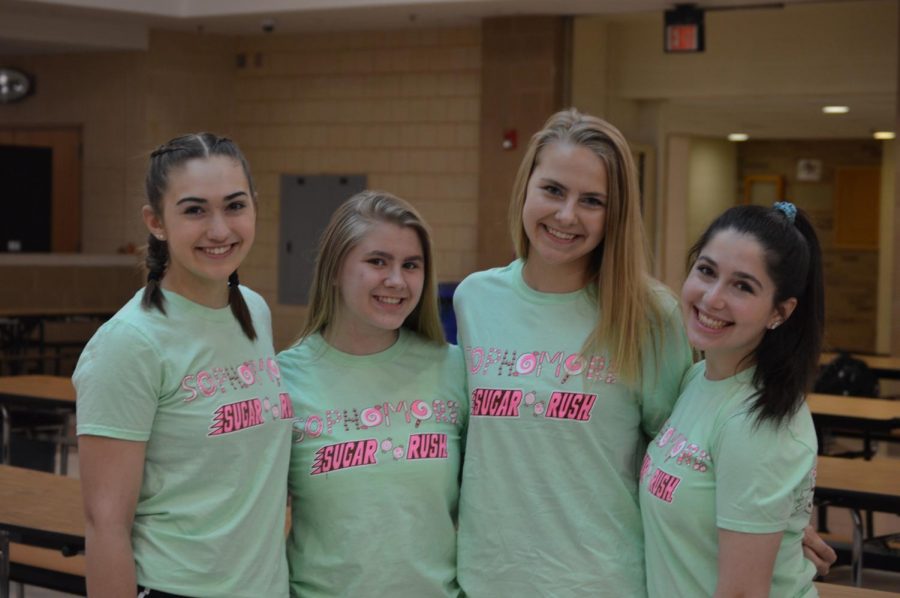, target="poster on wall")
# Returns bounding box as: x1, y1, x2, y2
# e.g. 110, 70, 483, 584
796, 159, 823, 182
